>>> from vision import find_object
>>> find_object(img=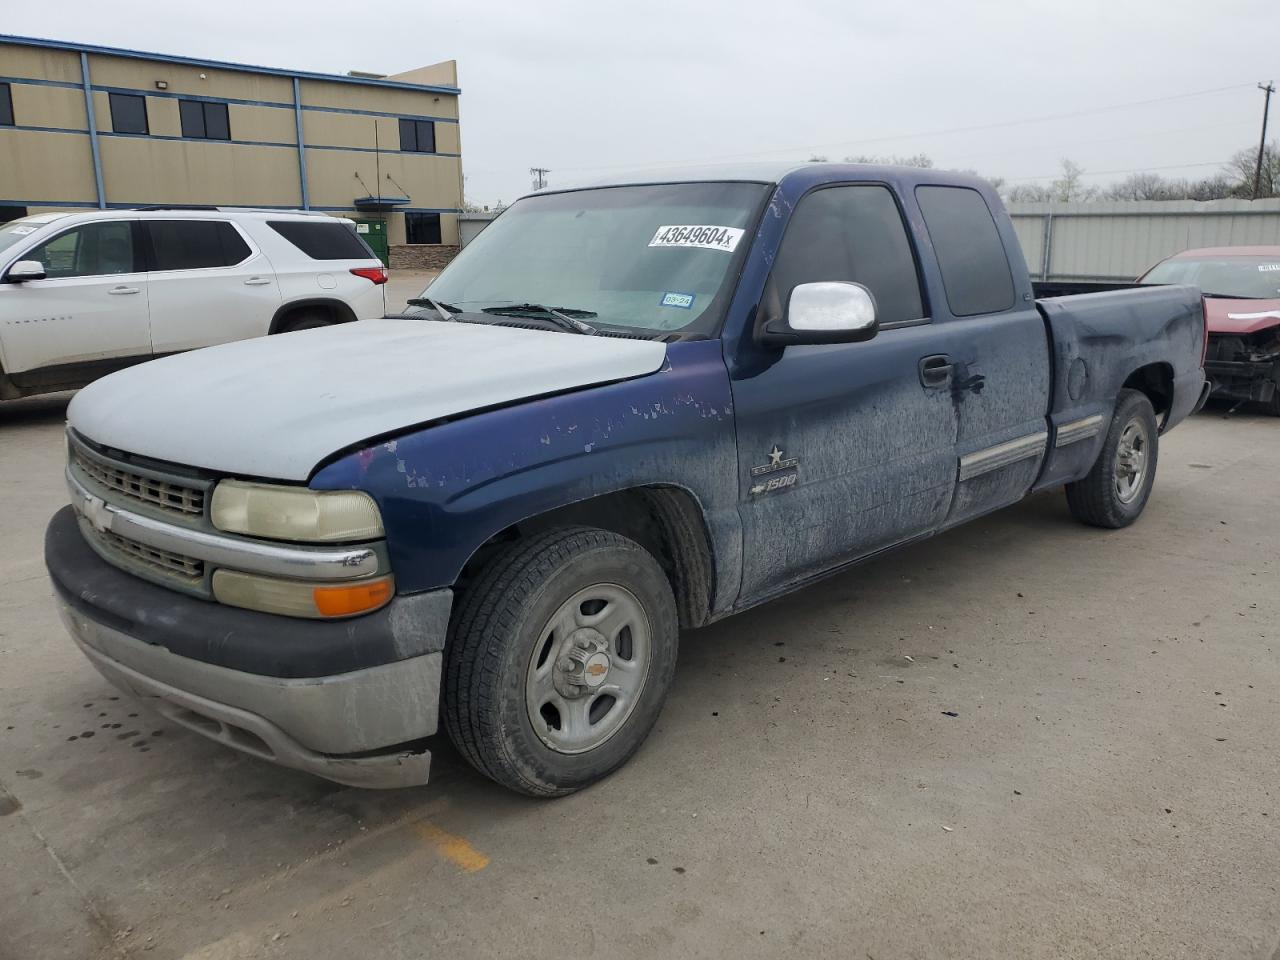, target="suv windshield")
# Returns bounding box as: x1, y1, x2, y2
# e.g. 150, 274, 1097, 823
0, 219, 43, 258
413, 182, 769, 336
1140, 255, 1280, 299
